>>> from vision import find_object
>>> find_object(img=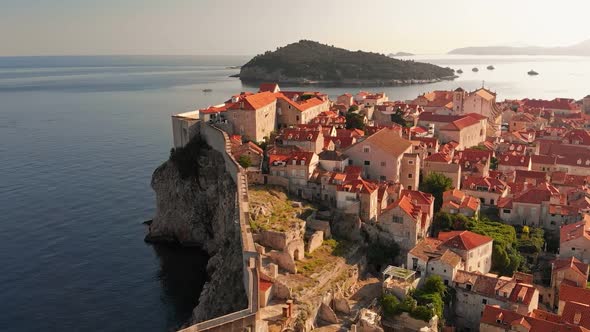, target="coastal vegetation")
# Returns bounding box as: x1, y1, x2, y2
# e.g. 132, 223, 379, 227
381, 275, 446, 322
239, 40, 454, 83
432, 212, 545, 276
